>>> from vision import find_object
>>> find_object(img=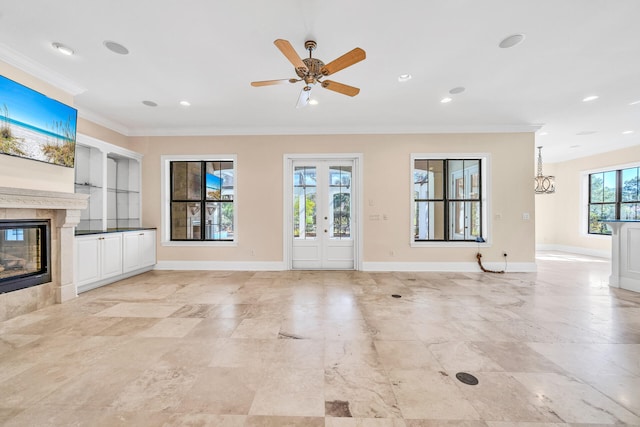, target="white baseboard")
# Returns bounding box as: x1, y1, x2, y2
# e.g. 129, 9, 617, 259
155, 260, 537, 273
154, 260, 286, 271
362, 261, 537, 273
536, 244, 610, 259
